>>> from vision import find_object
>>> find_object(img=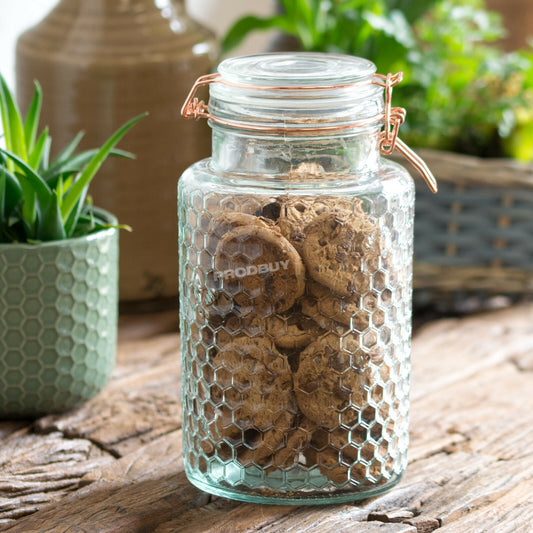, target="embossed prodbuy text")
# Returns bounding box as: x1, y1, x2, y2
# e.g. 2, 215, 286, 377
221, 260, 290, 280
